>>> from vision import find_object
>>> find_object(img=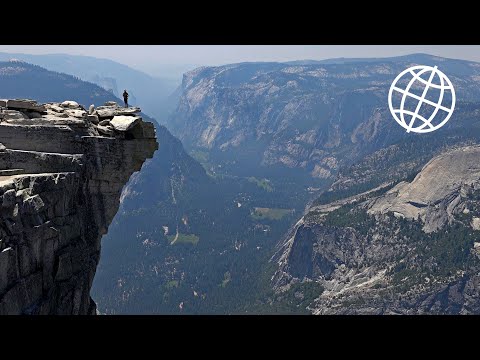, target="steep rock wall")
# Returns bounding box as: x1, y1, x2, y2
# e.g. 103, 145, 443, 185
0, 99, 157, 314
